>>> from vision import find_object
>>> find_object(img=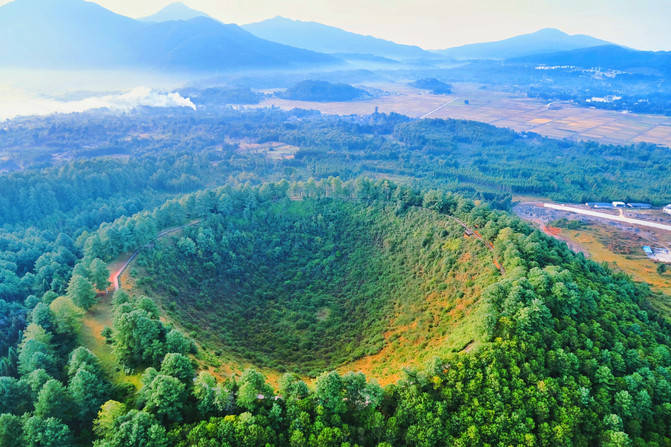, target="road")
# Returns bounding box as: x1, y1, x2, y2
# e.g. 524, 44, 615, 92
419, 98, 457, 119
109, 220, 201, 292
544, 203, 671, 232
